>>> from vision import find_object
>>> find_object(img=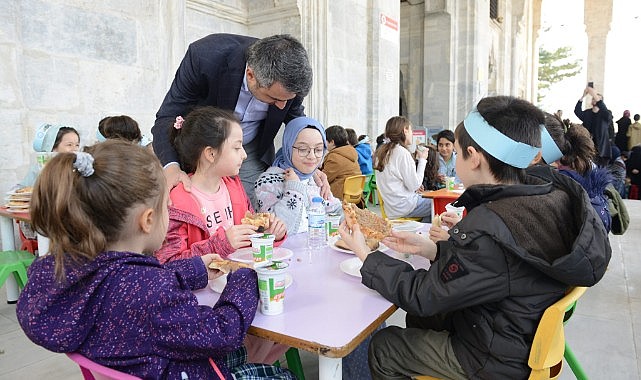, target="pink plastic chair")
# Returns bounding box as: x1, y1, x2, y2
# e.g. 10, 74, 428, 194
66, 353, 141, 380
